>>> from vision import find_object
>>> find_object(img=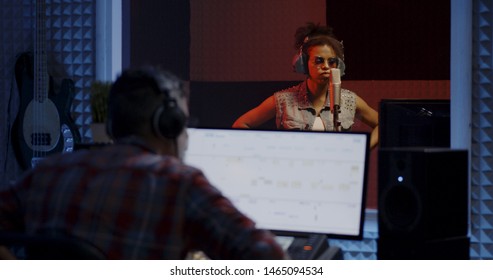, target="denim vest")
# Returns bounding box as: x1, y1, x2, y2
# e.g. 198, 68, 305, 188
274, 81, 356, 131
